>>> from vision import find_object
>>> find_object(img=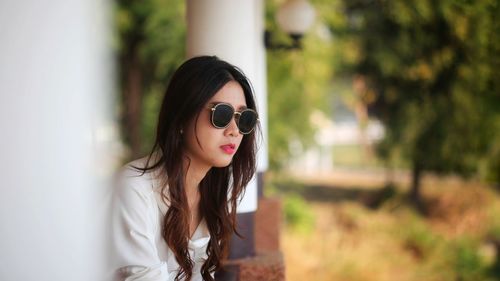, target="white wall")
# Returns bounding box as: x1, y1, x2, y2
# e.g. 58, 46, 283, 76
0, 1, 113, 280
